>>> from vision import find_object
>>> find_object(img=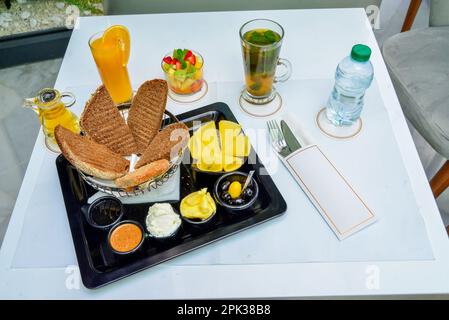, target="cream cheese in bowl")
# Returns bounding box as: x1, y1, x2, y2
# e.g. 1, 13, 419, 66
145, 203, 181, 238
